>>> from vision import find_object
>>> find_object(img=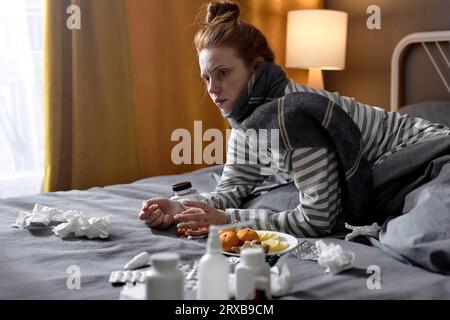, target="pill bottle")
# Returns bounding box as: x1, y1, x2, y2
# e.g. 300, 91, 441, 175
170, 181, 203, 201
196, 226, 229, 300
235, 247, 271, 300
146, 252, 184, 300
